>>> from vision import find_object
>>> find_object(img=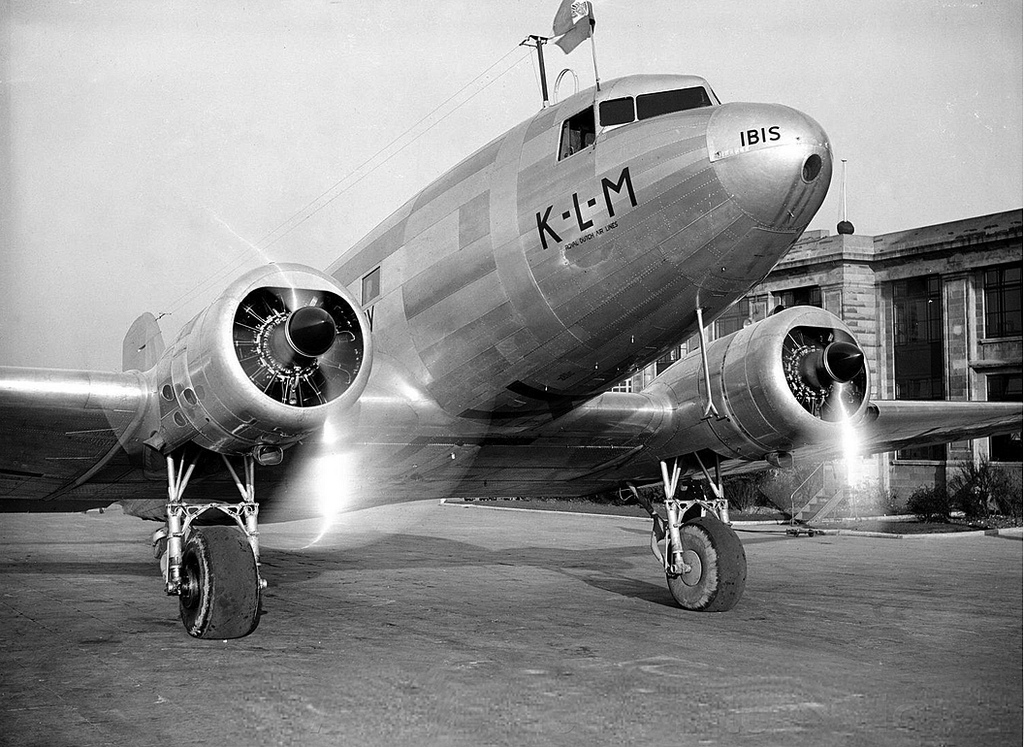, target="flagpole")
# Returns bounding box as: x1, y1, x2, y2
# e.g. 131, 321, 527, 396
588, 18, 600, 91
